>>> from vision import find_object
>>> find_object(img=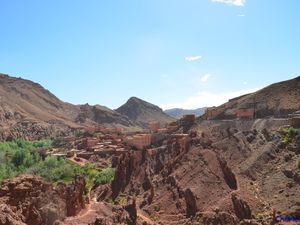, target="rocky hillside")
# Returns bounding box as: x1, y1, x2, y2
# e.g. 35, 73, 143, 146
164, 107, 206, 119
0, 174, 137, 225
209, 76, 300, 119
91, 118, 299, 224
116, 97, 175, 128
0, 74, 138, 140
